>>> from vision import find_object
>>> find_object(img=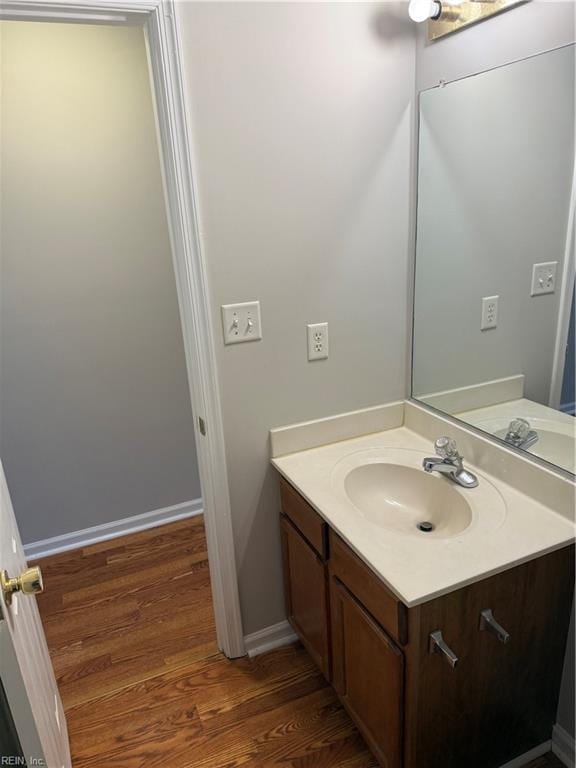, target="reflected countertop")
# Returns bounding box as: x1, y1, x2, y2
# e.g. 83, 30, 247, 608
456, 398, 576, 475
